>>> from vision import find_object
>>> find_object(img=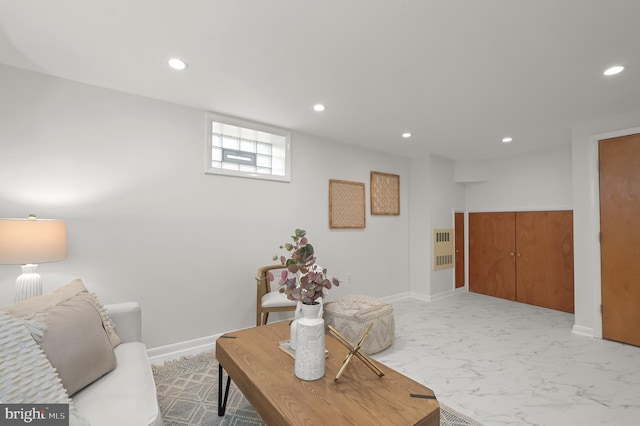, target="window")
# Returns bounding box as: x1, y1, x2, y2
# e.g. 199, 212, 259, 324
205, 113, 291, 182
